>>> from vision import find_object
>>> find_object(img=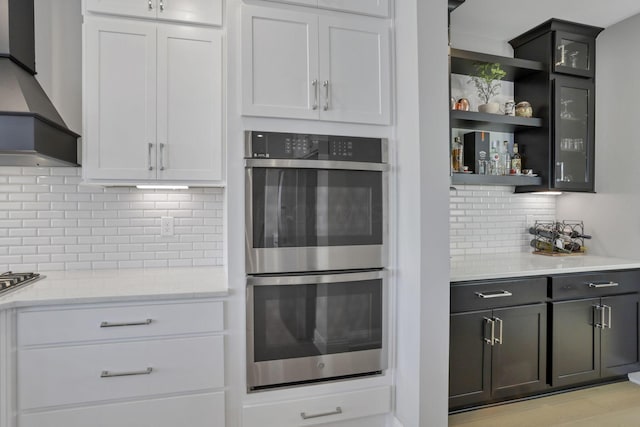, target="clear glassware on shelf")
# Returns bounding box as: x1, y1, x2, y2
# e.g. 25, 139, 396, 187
560, 99, 574, 119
